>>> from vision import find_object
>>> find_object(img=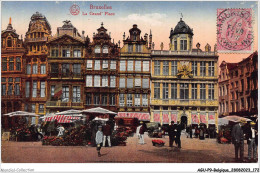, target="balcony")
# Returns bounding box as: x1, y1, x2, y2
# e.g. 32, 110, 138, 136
151, 98, 218, 107
25, 37, 48, 42
151, 50, 217, 56
46, 101, 84, 108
